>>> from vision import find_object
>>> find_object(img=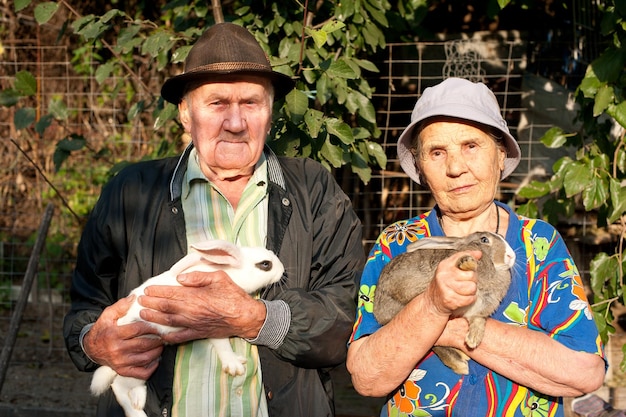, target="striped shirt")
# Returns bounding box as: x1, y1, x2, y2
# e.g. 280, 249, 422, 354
174, 148, 270, 417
